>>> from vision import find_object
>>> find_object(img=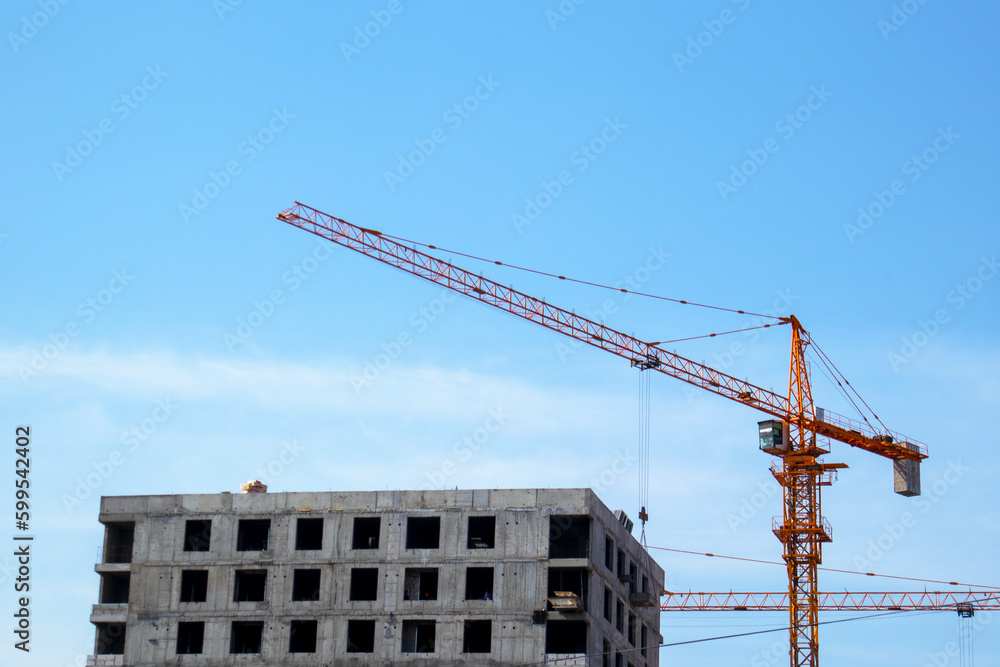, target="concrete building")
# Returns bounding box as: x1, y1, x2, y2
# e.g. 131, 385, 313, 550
88, 488, 663, 666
